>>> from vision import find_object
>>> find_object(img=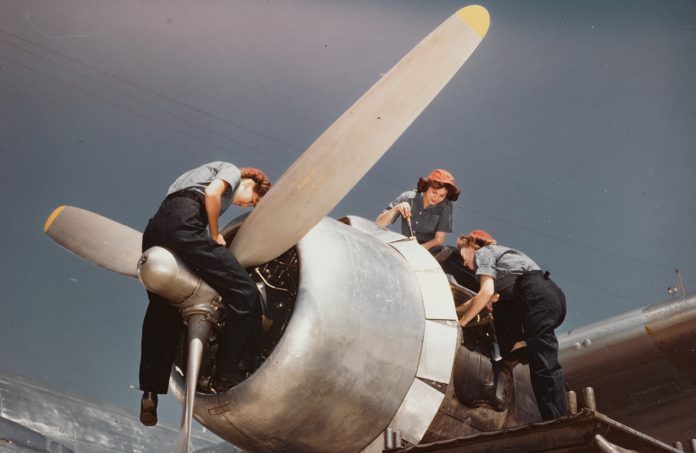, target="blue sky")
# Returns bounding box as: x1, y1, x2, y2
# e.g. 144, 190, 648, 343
1, 0, 694, 428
